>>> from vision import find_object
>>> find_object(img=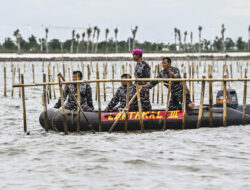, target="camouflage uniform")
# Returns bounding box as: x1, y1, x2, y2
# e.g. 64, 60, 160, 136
134, 61, 152, 111
106, 84, 138, 112
148, 66, 192, 110
54, 83, 94, 111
